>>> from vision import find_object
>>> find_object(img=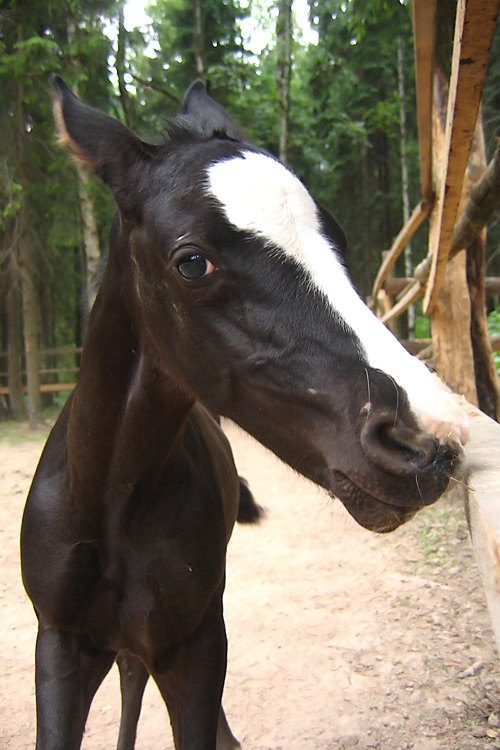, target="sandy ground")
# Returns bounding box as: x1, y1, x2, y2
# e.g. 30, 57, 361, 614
1, 419, 500, 749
